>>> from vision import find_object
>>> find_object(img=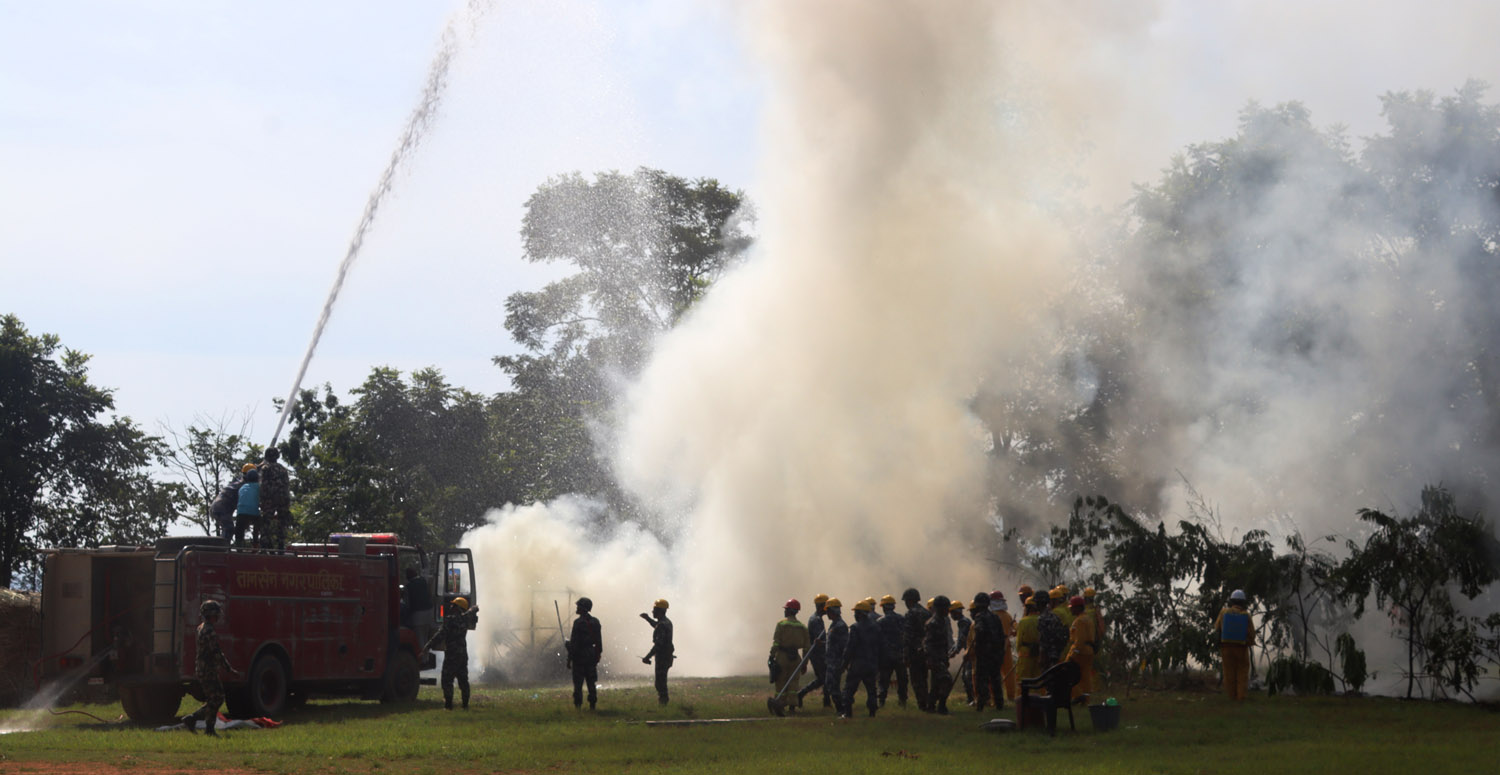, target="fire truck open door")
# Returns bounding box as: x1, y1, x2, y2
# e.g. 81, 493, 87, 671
430, 549, 476, 643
